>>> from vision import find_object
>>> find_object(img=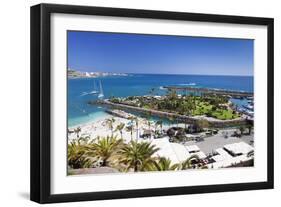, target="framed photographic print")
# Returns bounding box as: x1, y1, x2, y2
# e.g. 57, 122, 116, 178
30, 3, 274, 203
